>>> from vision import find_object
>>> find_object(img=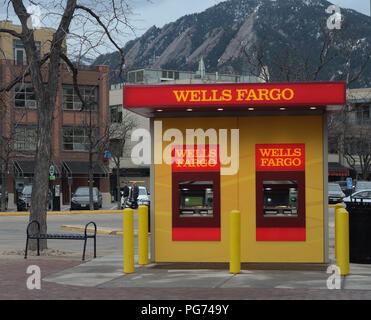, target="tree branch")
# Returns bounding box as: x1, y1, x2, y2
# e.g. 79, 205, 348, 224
0, 52, 50, 93
0, 28, 22, 38
75, 4, 125, 74
59, 52, 88, 111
